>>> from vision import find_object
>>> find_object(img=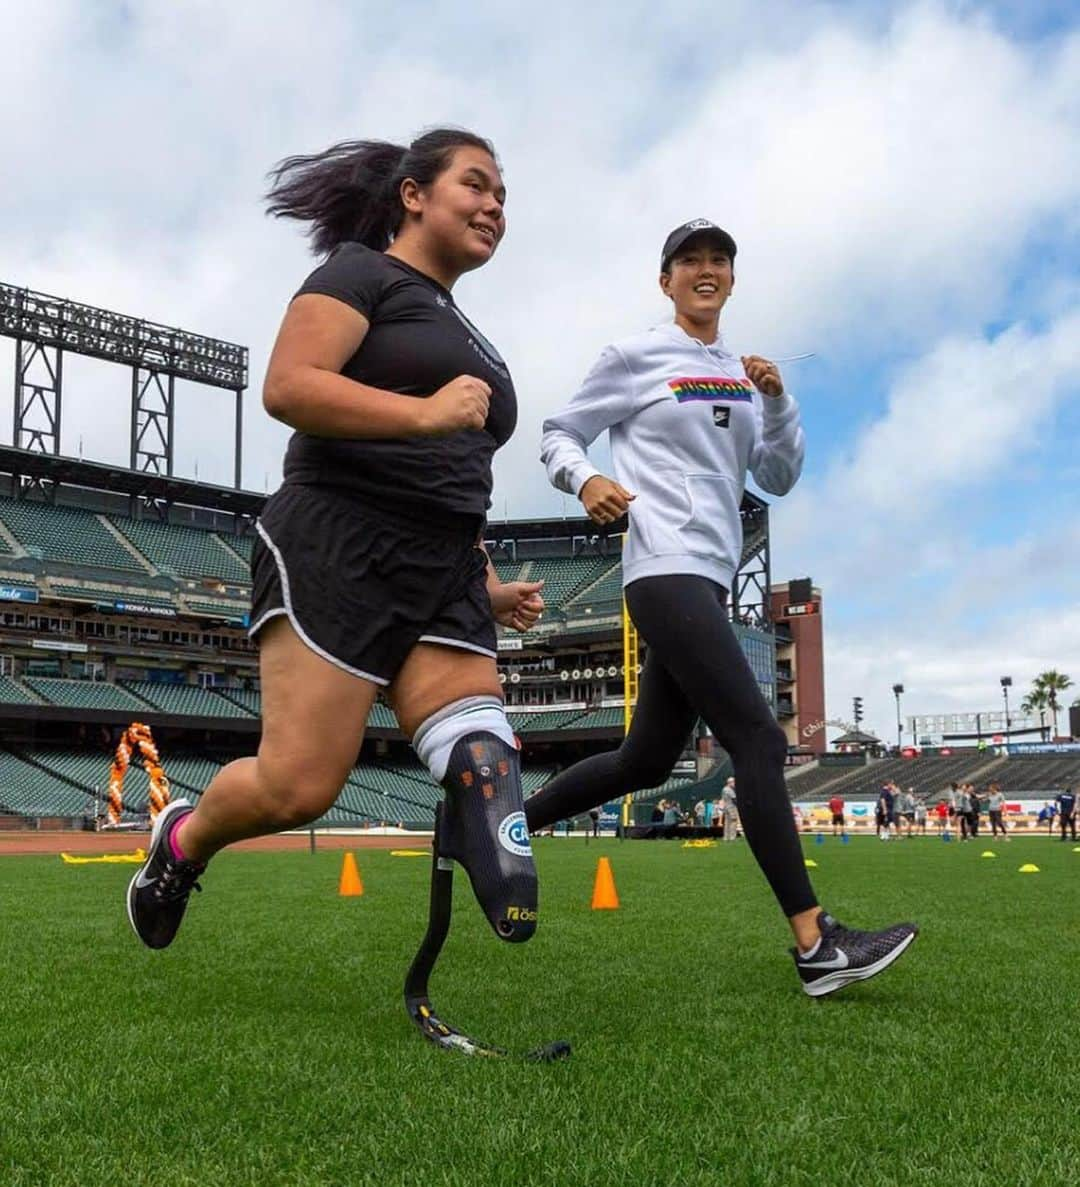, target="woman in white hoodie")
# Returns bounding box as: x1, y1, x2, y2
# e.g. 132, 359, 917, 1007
528, 220, 917, 997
